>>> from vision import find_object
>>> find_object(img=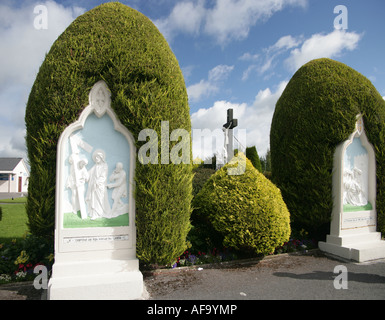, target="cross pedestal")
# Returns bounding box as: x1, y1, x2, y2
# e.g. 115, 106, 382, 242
223, 109, 238, 163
